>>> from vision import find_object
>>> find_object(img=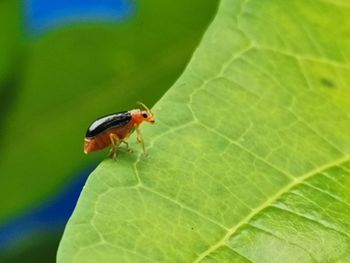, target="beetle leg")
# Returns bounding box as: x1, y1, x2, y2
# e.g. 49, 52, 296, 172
135, 126, 147, 156
109, 133, 120, 160
122, 140, 133, 152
